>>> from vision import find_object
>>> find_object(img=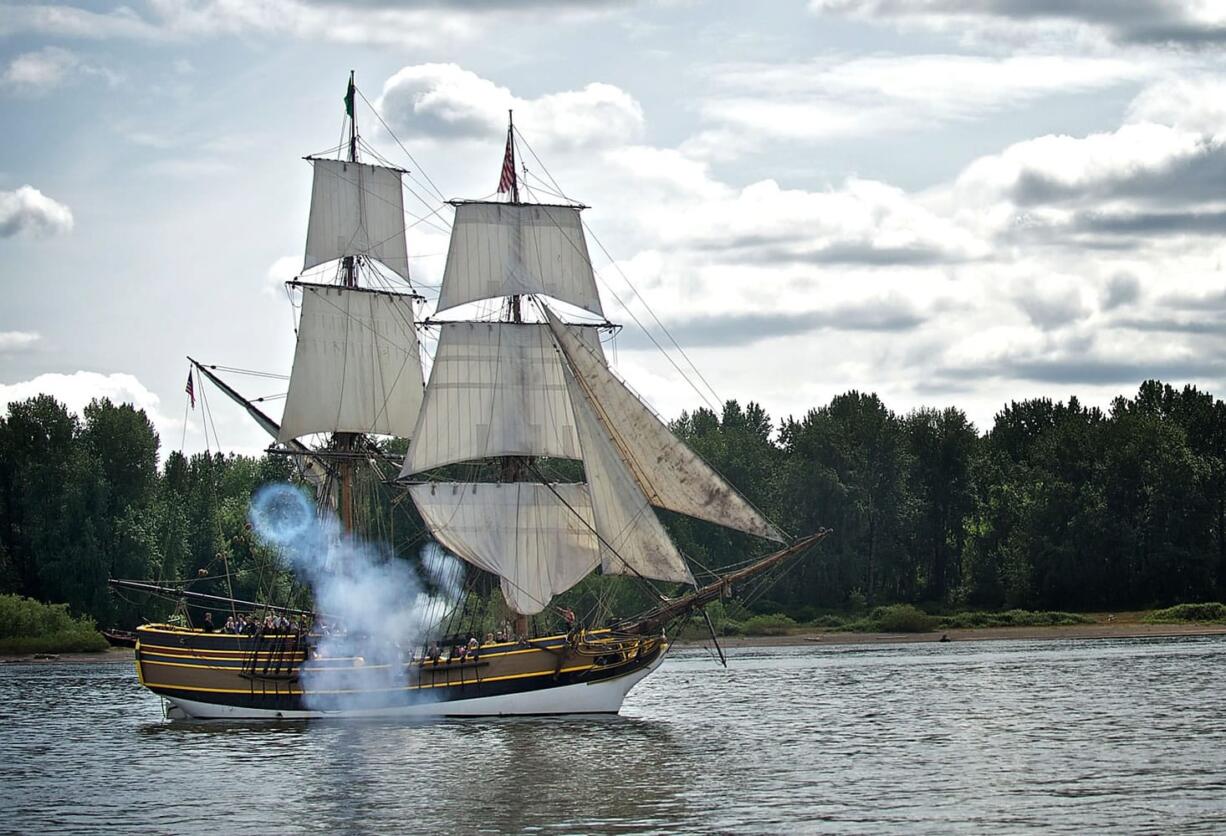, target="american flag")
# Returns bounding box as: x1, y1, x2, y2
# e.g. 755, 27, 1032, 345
497, 131, 516, 195
185, 369, 195, 409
